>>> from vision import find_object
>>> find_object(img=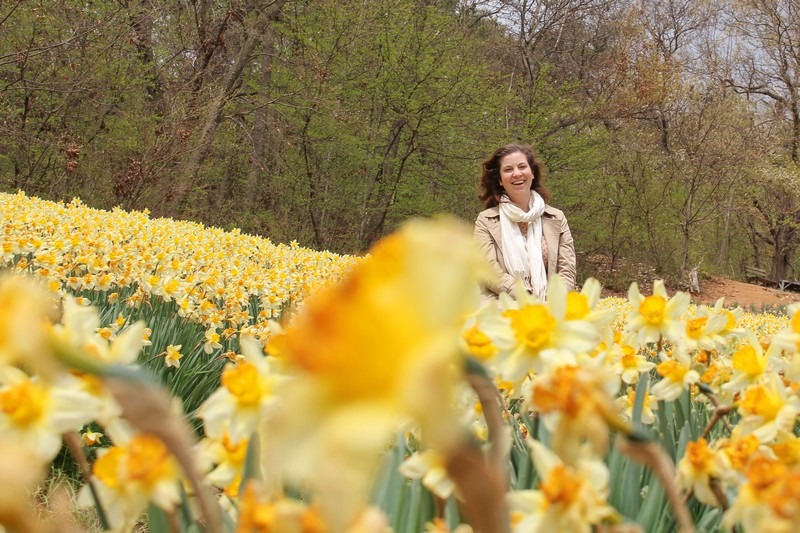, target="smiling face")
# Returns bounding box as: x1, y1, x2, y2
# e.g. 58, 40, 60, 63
499, 151, 533, 209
